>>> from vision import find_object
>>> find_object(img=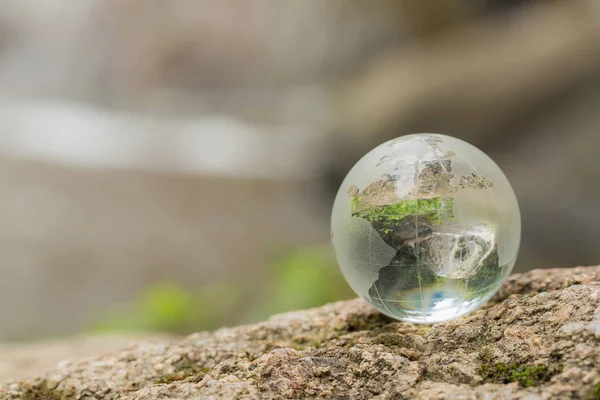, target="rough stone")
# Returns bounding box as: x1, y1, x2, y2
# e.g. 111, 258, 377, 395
0, 335, 168, 383
2, 266, 600, 399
